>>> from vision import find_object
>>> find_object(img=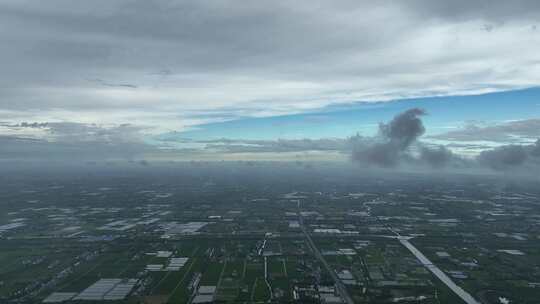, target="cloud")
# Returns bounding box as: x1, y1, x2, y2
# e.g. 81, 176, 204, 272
14, 122, 49, 128
476, 139, 540, 170
350, 108, 538, 171
418, 145, 459, 168
351, 108, 429, 167
351, 141, 402, 168
44, 122, 147, 143
0, 122, 154, 160
166, 137, 353, 153
1, 1, 540, 130
166, 119, 458, 169
430, 119, 540, 142
1, 108, 538, 172
0, 121, 149, 143
379, 108, 426, 148
532, 139, 540, 157
477, 144, 528, 169
0, 134, 151, 161
87, 78, 138, 89
160, 108, 537, 172
406, 0, 540, 22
